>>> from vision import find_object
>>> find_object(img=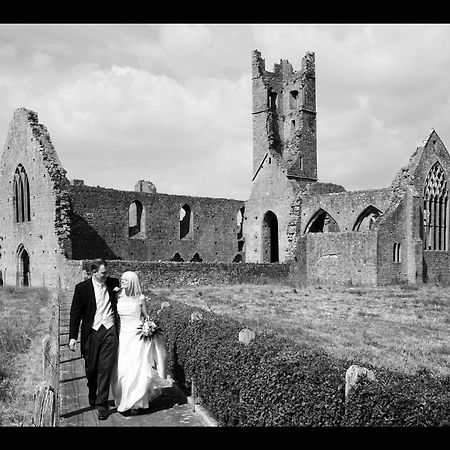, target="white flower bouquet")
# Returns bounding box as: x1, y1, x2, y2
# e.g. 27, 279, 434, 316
138, 317, 162, 341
